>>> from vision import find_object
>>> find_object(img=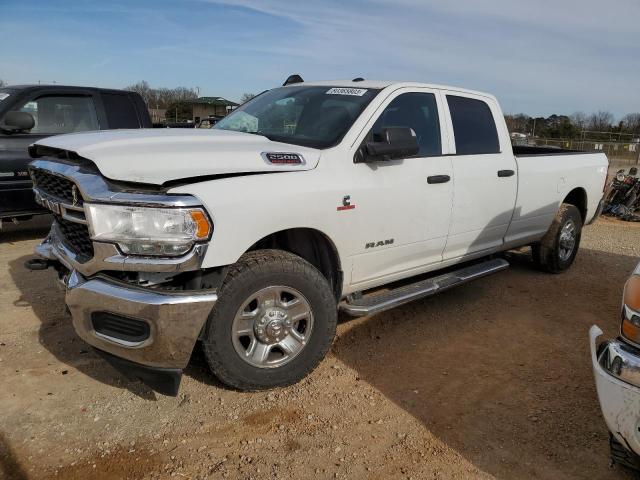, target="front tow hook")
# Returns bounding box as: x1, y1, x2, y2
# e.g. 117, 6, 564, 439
24, 258, 54, 271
